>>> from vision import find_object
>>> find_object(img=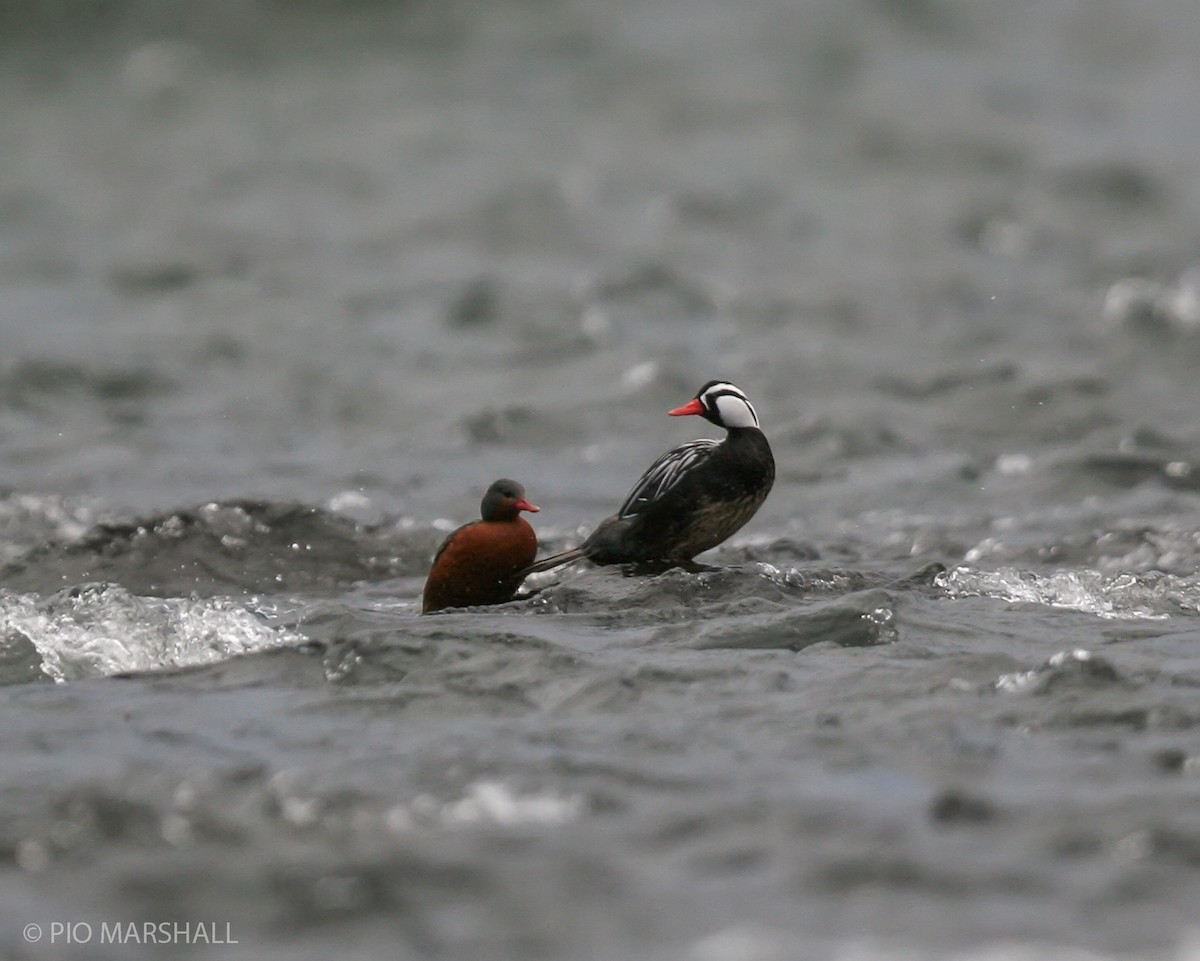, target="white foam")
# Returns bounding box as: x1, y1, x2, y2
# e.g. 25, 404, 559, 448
0, 583, 301, 682
0, 491, 112, 563
387, 780, 585, 832
936, 566, 1199, 620
995, 649, 1097, 693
